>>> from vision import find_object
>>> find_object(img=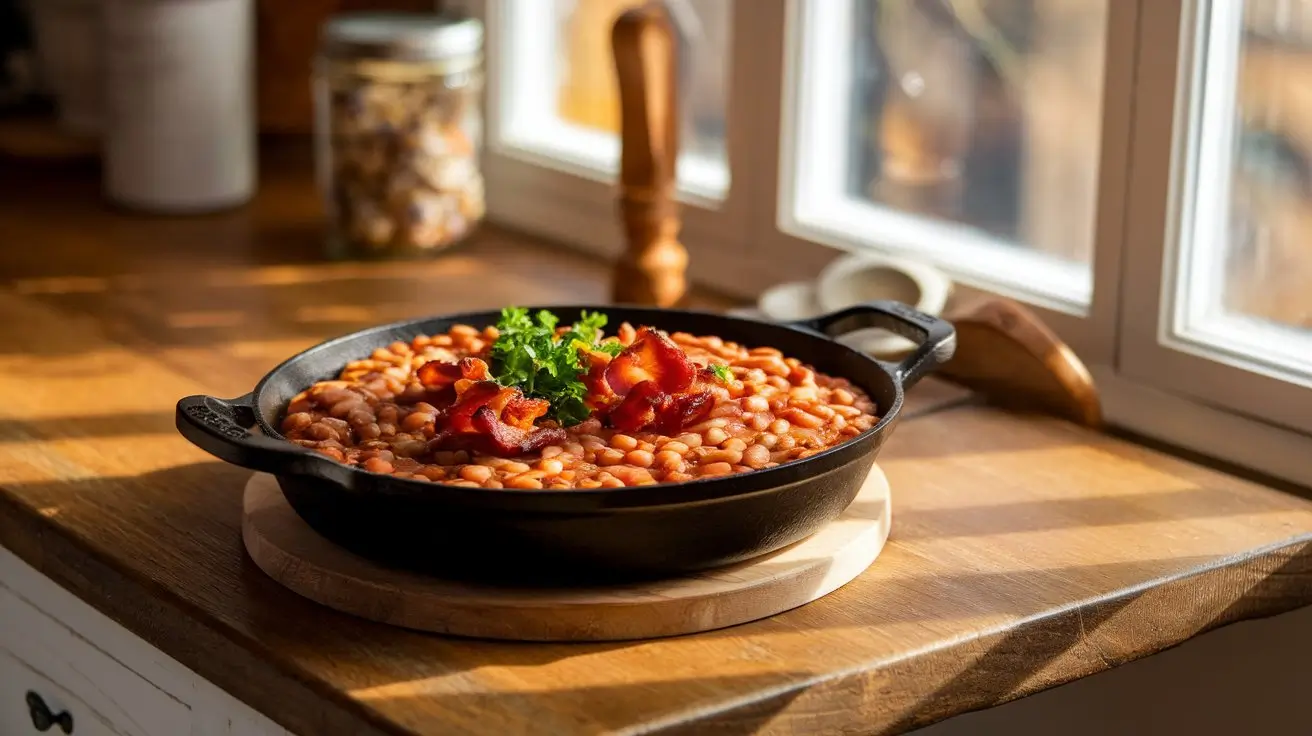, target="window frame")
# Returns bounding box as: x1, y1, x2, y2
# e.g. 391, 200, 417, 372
751, 0, 1142, 367
492, 0, 731, 201
1119, 0, 1312, 440
781, 0, 1091, 312
467, 0, 1312, 489
452, 0, 760, 285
